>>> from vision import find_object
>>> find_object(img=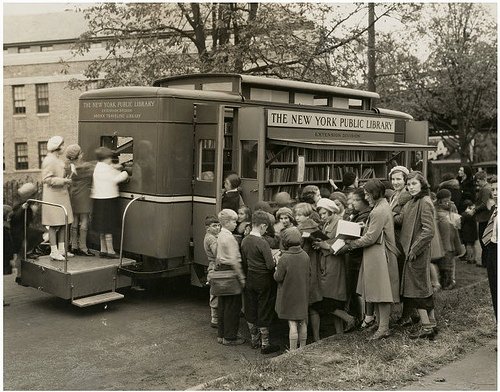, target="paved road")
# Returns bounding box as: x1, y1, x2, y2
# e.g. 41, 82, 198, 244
403, 339, 497, 391
3, 274, 282, 390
